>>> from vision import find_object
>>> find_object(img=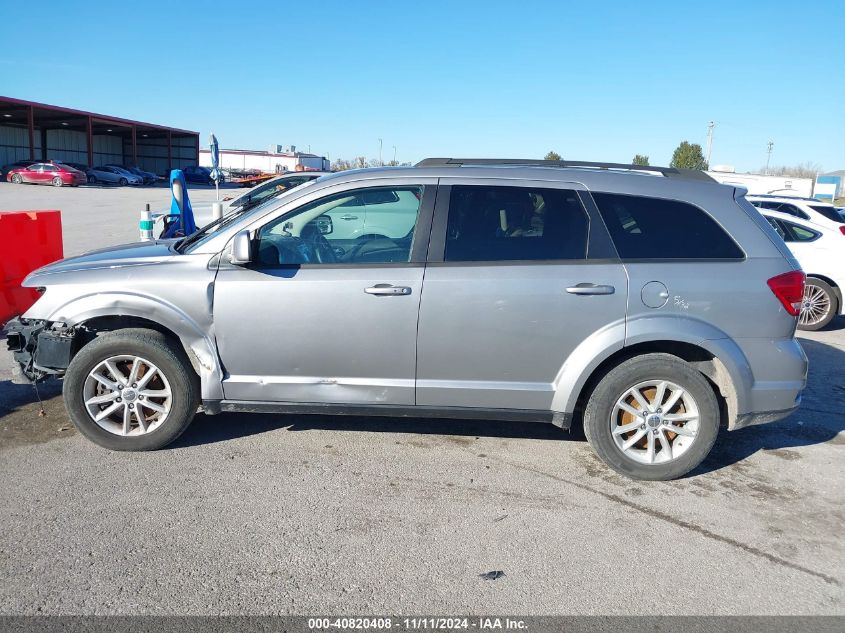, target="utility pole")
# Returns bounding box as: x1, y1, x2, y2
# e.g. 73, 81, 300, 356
392, 145, 397, 165
705, 121, 715, 167
765, 141, 774, 175
378, 138, 383, 166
